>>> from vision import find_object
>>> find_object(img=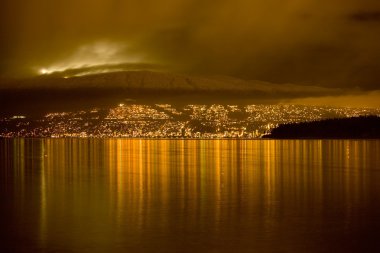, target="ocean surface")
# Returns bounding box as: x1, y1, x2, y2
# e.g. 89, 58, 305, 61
1, 139, 380, 252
